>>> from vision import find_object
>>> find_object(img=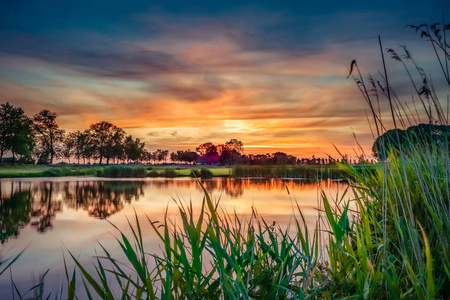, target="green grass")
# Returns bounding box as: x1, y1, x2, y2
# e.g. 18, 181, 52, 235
1, 164, 350, 180
99, 165, 147, 178
0, 164, 102, 178
0, 165, 50, 177
0, 164, 232, 179
232, 164, 353, 180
